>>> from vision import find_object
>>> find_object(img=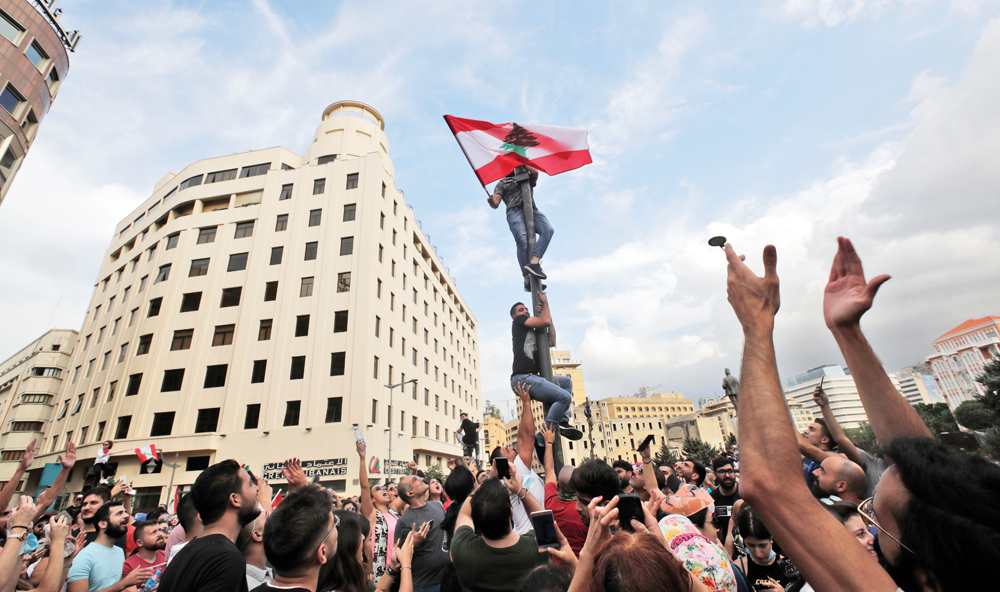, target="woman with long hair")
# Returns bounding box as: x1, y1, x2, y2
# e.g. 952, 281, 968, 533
318, 510, 368, 592
733, 507, 799, 592
439, 466, 475, 592
428, 478, 446, 504
358, 441, 397, 581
